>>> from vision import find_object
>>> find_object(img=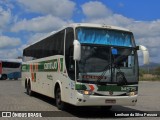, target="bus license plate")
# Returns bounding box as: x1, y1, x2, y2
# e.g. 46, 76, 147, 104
105, 99, 116, 104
